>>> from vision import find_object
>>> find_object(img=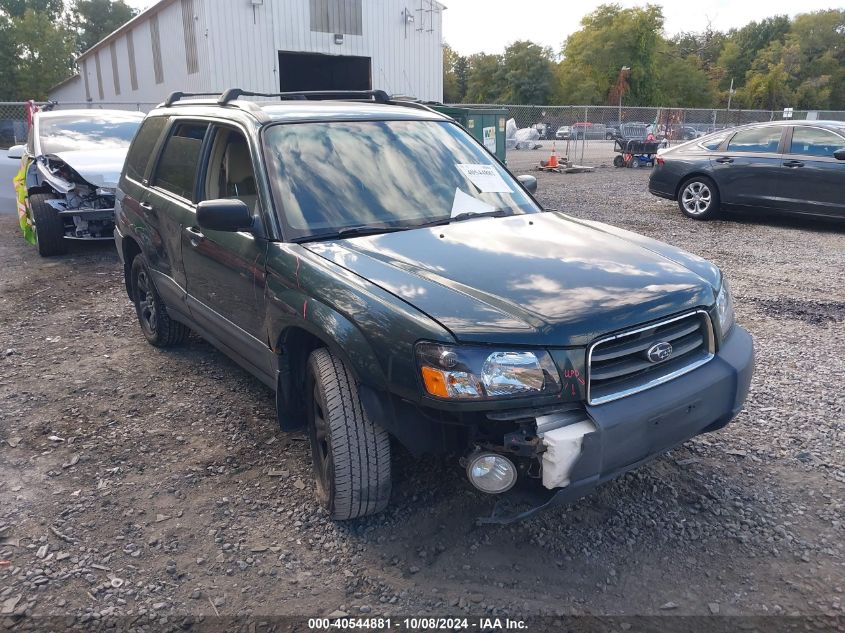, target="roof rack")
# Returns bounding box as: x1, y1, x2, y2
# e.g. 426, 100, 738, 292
162, 88, 441, 116
163, 91, 222, 107
217, 89, 392, 105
